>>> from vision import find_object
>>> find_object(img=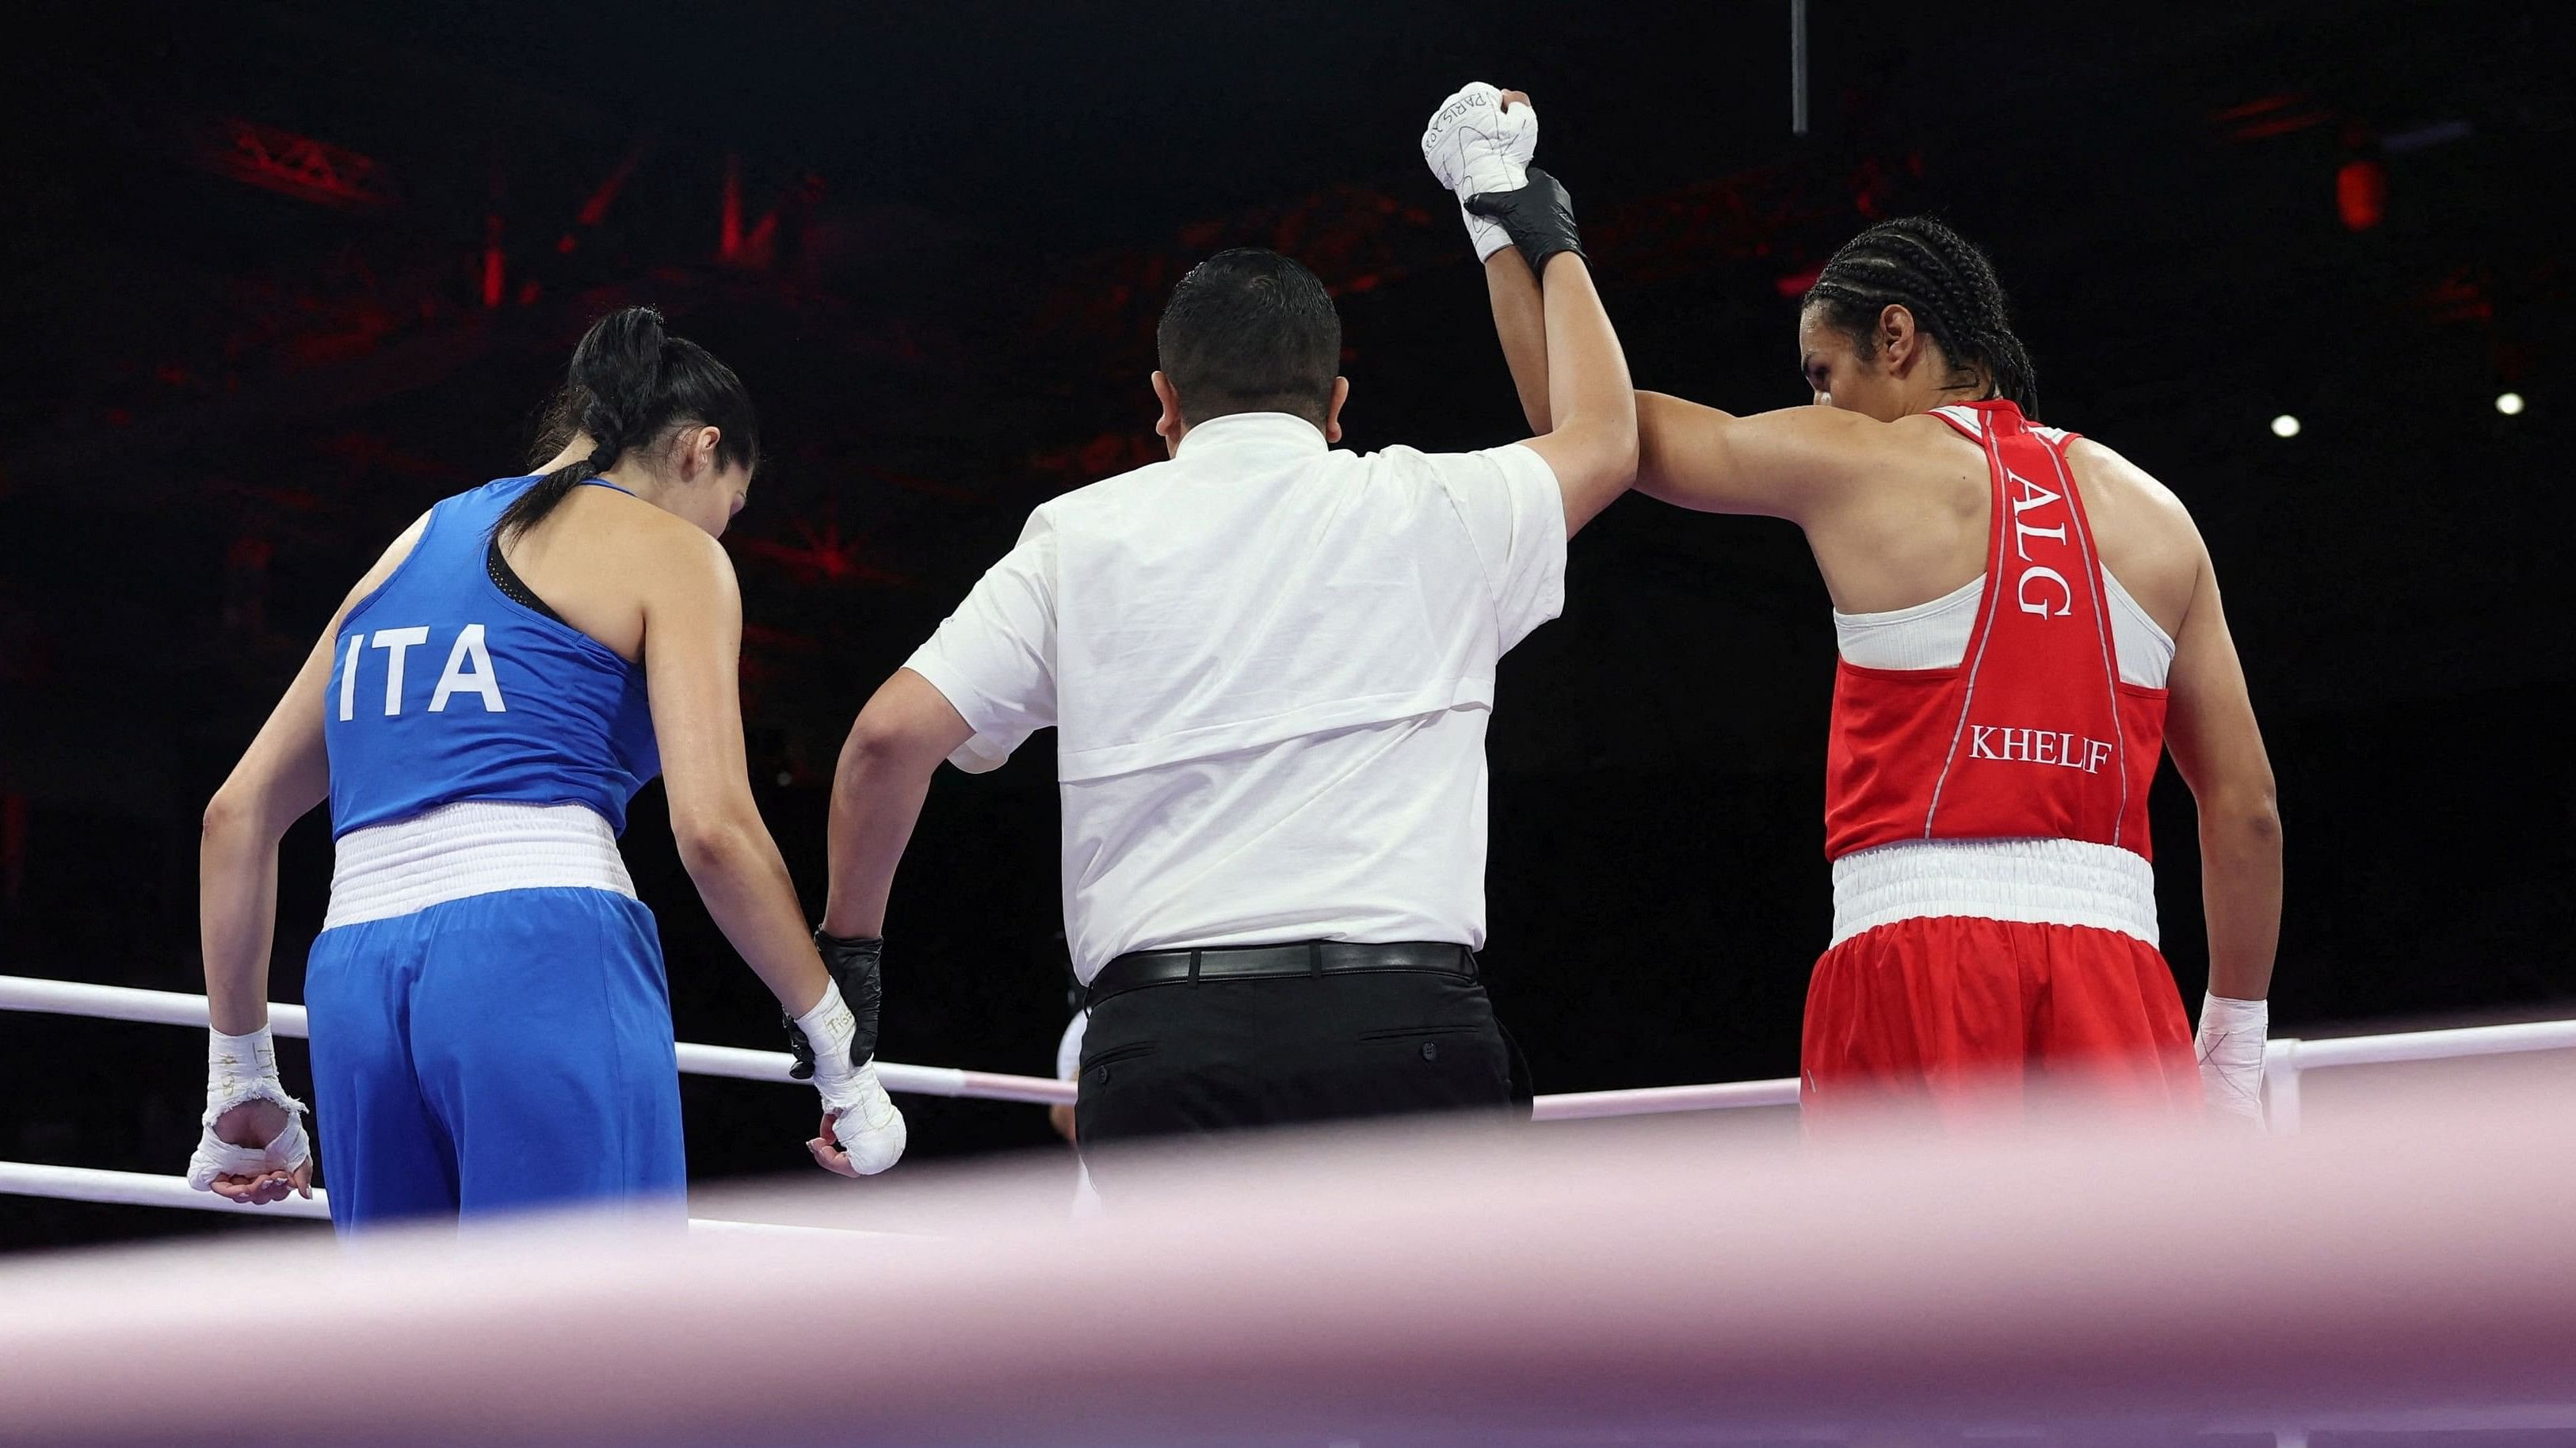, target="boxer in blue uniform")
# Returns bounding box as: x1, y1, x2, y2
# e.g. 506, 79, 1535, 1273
189, 307, 906, 1229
